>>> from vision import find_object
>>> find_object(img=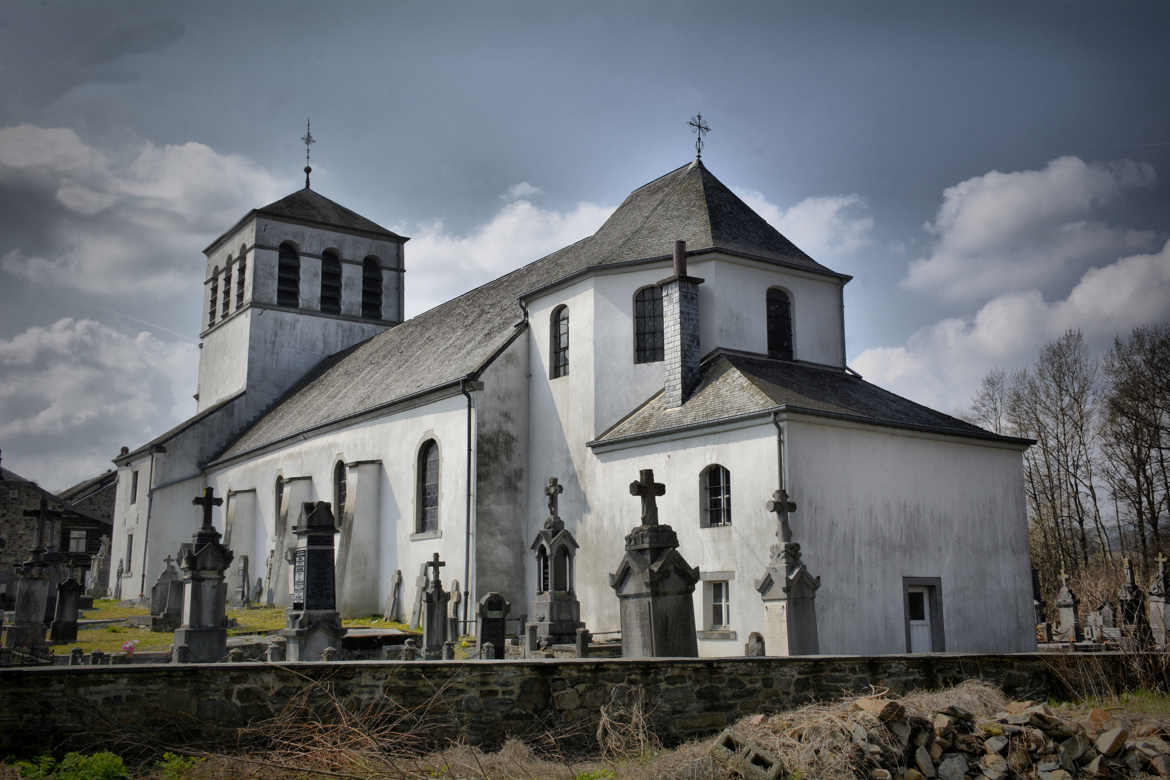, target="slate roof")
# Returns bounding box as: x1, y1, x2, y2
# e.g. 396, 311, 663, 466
205, 161, 850, 462
57, 470, 117, 503
594, 350, 1031, 446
